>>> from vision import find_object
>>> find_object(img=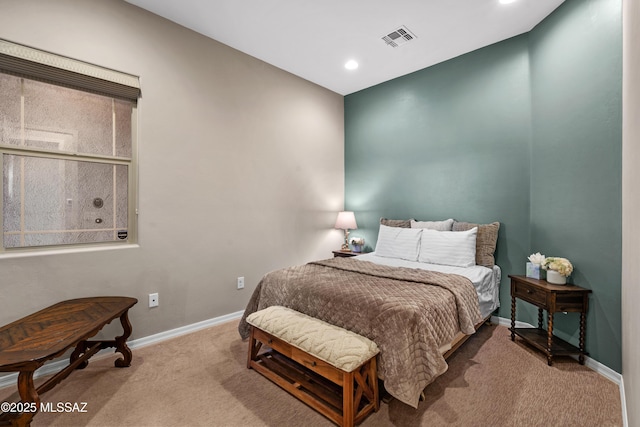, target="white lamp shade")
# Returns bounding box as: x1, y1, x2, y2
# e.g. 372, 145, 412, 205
335, 211, 357, 230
